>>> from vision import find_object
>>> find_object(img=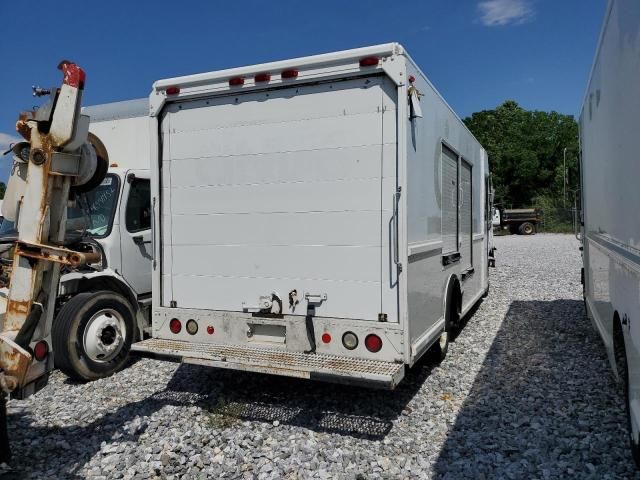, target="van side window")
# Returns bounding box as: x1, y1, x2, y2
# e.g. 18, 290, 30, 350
126, 179, 151, 232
